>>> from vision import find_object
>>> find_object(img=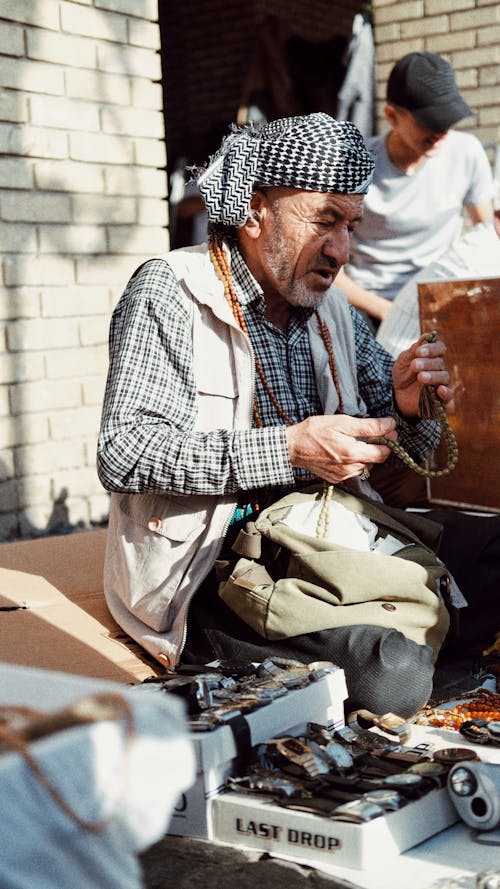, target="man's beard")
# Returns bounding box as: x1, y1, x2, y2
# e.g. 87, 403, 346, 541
262, 224, 332, 309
